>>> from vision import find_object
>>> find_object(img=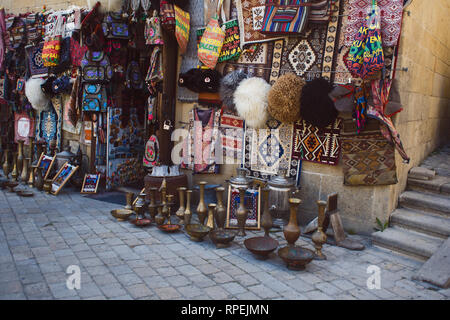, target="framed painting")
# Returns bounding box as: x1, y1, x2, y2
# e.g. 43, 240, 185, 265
225, 185, 261, 230
36, 153, 56, 180
80, 173, 100, 194
51, 161, 79, 195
